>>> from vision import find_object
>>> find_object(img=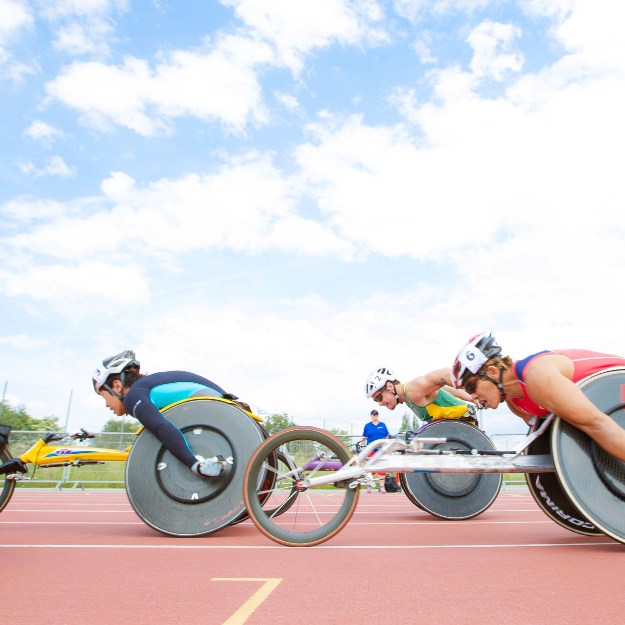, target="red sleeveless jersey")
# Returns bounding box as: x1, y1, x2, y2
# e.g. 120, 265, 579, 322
509, 349, 625, 416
